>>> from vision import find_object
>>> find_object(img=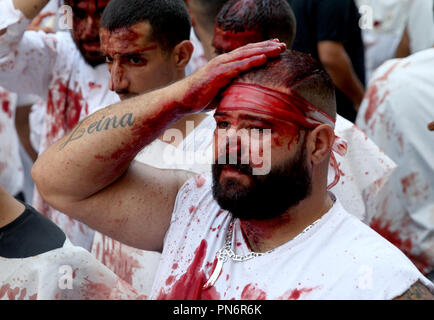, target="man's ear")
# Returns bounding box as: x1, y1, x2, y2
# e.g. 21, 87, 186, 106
307, 125, 335, 165
172, 40, 194, 70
